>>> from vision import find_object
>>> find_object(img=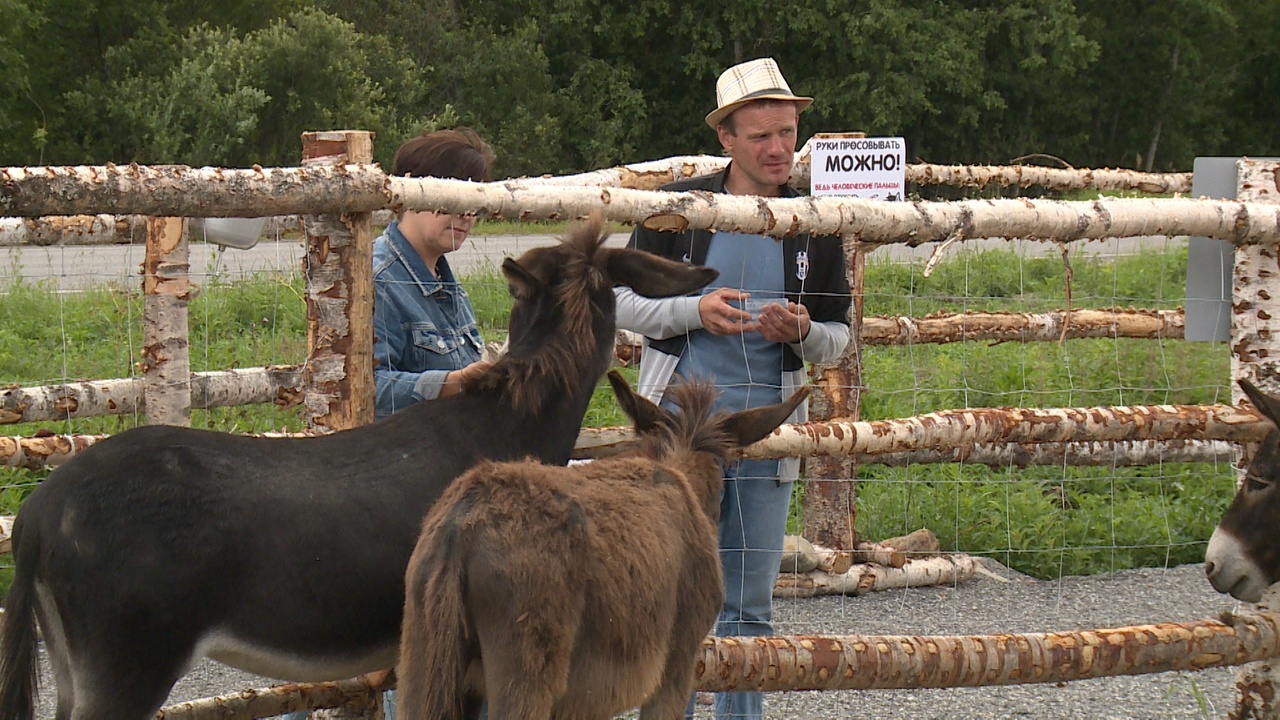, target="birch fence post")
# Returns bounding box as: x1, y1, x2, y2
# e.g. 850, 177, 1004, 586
802, 131, 868, 553
300, 130, 376, 432
1230, 157, 1280, 720
141, 216, 192, 426
803, 233, 865, 551
1231, 158, 1280, 406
